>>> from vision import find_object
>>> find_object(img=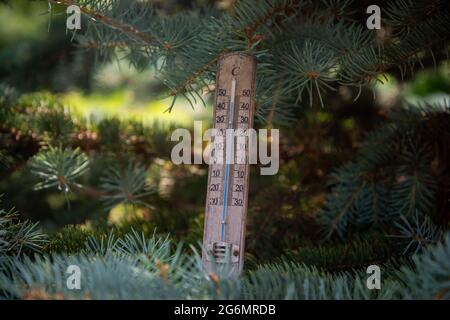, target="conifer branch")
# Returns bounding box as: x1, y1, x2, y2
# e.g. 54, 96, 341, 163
165, 0, 304, 100
168, 51, 226, 98
49, 0, 162, 46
